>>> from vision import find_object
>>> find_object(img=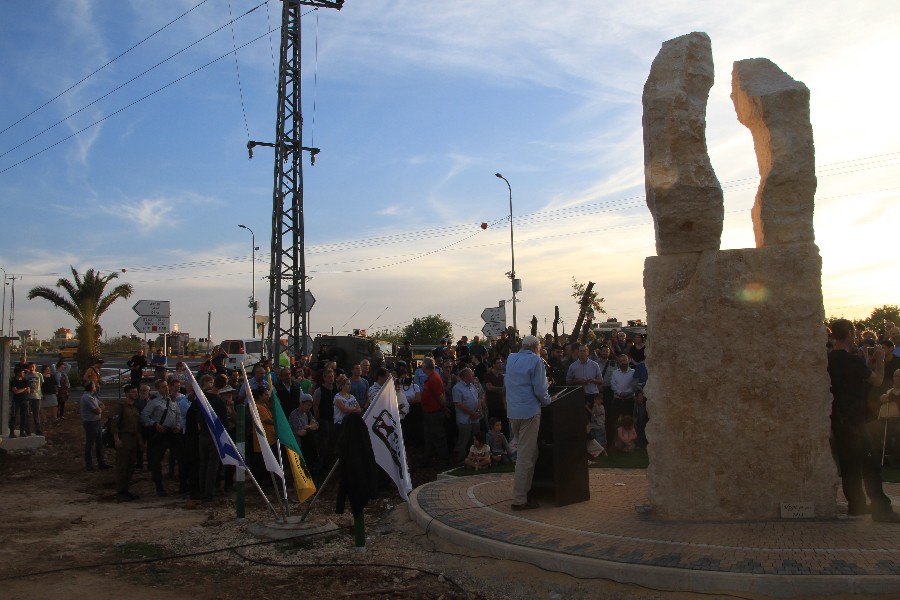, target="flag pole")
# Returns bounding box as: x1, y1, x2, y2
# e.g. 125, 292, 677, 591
235, 399, 246, 520
183, 367, 281, 521
275, 439, 290, 517
268, 375, 291, 517
354, 511, 366, 552
244, 465, 282, 521
239, 362, 288, 522
301, 458, 340, 522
